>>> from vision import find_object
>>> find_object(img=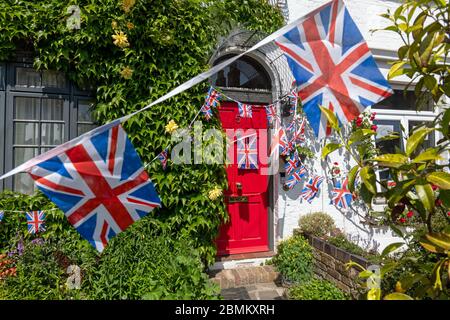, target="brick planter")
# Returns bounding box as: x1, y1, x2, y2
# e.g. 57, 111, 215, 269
300, 231, 371, 299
